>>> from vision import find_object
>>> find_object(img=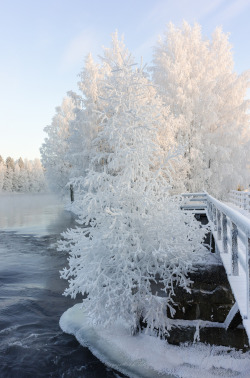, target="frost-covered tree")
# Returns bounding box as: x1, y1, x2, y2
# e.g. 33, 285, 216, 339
17, 162, 29, 192
0, 155, 46, 193
29, 158, 47, 192
152, 22, 250, 198
0, 155, 6, 192
40, 96, 77, 196
66, 53, 106, 187
3, 156, 15, 191
59, 37, 207, 336
18, 157, 25, 170
12, 163, 20, 192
